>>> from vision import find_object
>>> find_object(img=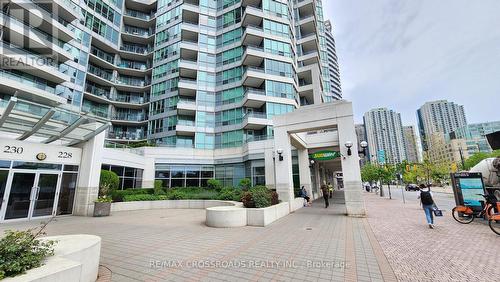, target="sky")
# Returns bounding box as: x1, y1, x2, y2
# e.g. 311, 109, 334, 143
324, 0, 500, 125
